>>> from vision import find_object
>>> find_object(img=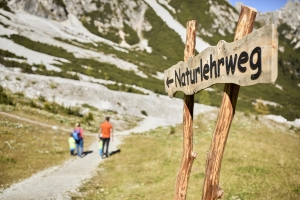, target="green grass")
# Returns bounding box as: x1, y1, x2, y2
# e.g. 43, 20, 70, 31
0, 86, 14, 106
0, 0, 12, 13
144, 6, 185, 65
1, 1, 300, 121
1, 34, 167, 94
72, 112, 300, 200
0, 86, 141, 190
53, 0, 65, 8
0, 49, 26, 60
80, 3, 120, 43
0, 86, 140, 133
0, 113, 95, 190
6, 34, 75, 60
124, 23, 140, 45
104, 83, 148, 95
168, 0, 235, 46
0, 85, 83, 118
